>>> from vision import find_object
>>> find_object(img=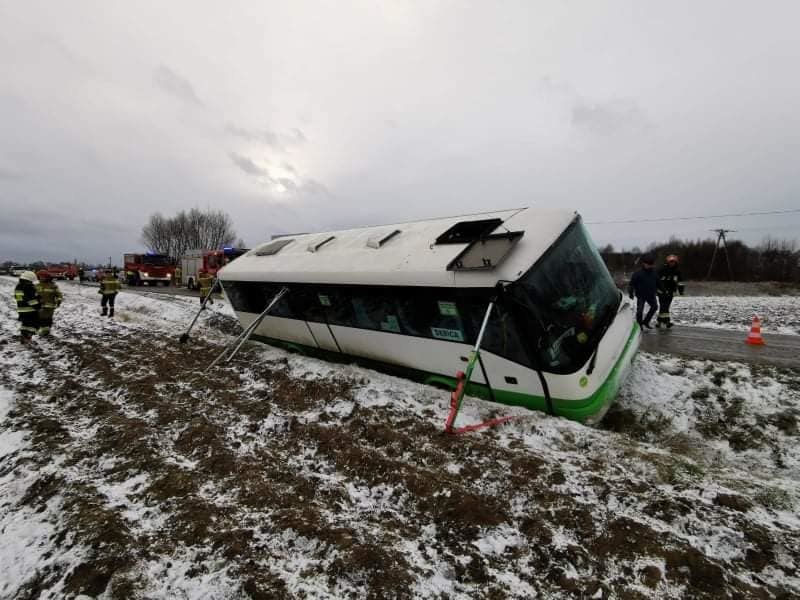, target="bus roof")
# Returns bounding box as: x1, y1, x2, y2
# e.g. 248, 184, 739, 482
219, 207, 576, 287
